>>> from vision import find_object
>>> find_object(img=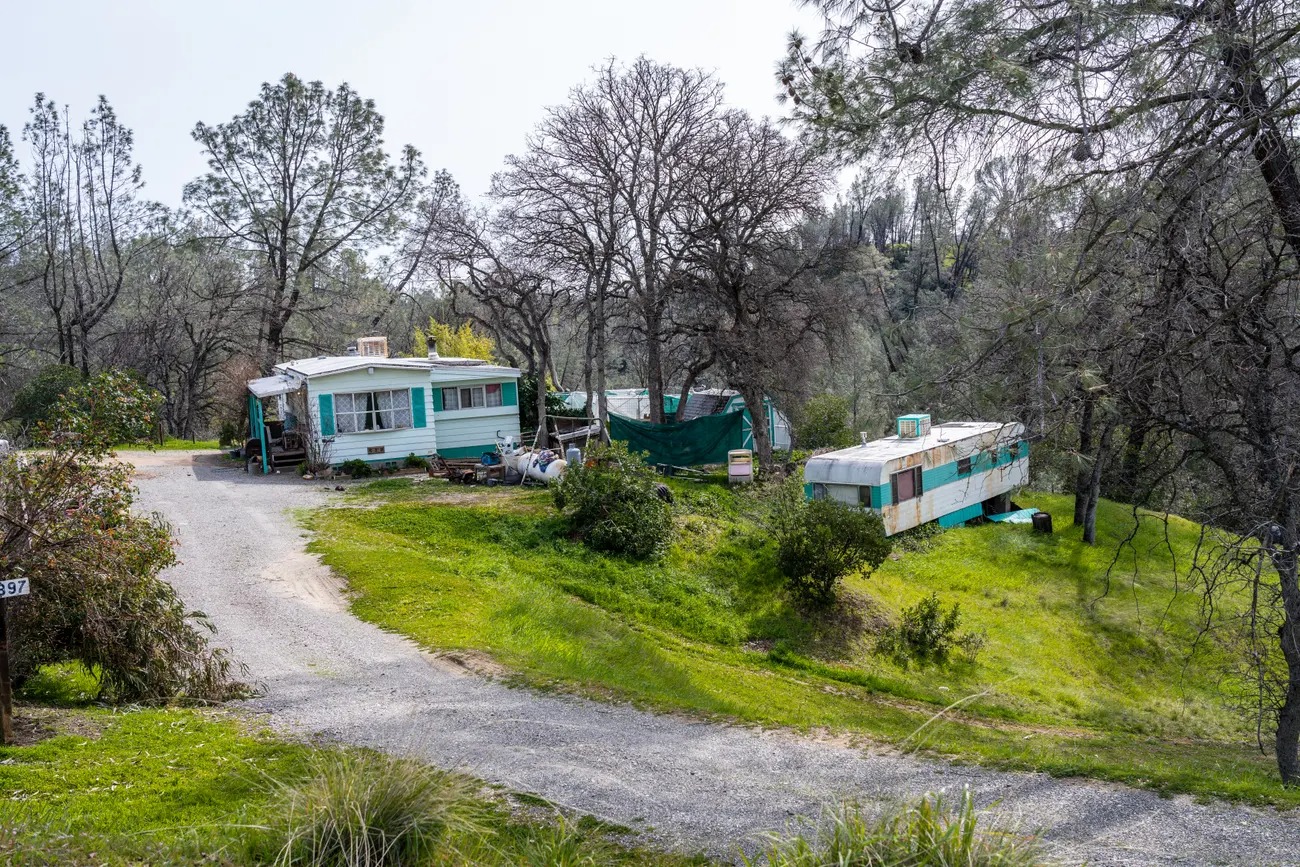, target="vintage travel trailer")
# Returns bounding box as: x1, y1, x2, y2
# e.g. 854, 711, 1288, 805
802, 414, 1029, 536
